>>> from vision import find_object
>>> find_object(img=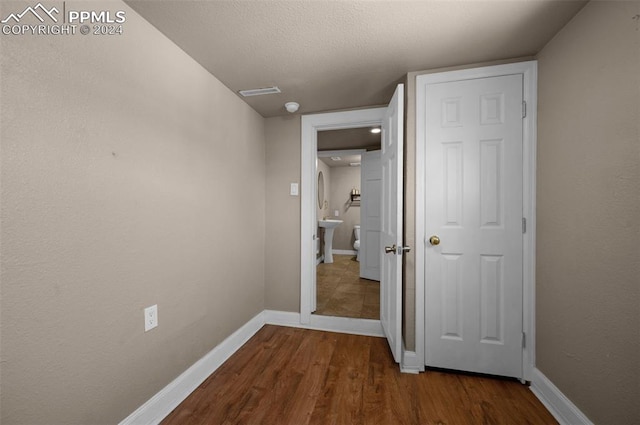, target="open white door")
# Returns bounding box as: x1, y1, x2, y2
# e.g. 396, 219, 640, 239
380, 84, 404, 363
